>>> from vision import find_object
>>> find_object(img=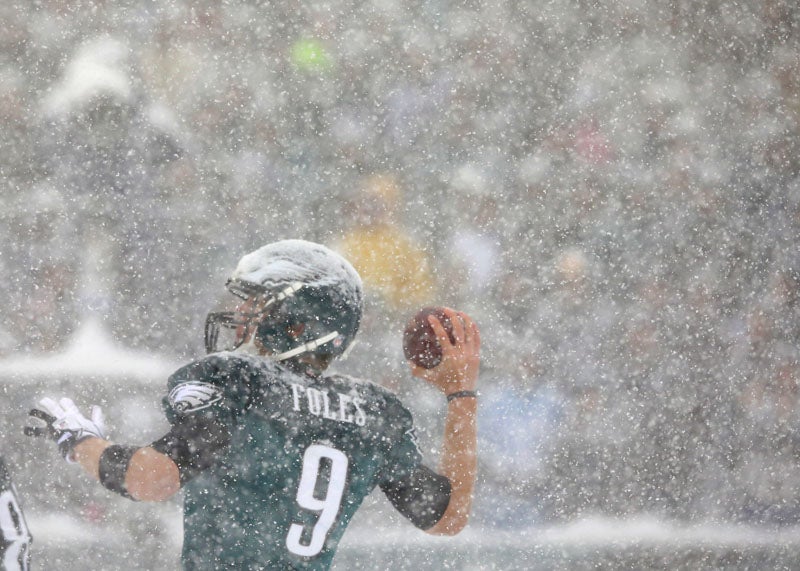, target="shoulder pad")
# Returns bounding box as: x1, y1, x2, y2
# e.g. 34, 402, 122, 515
168, 381, 223, 413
